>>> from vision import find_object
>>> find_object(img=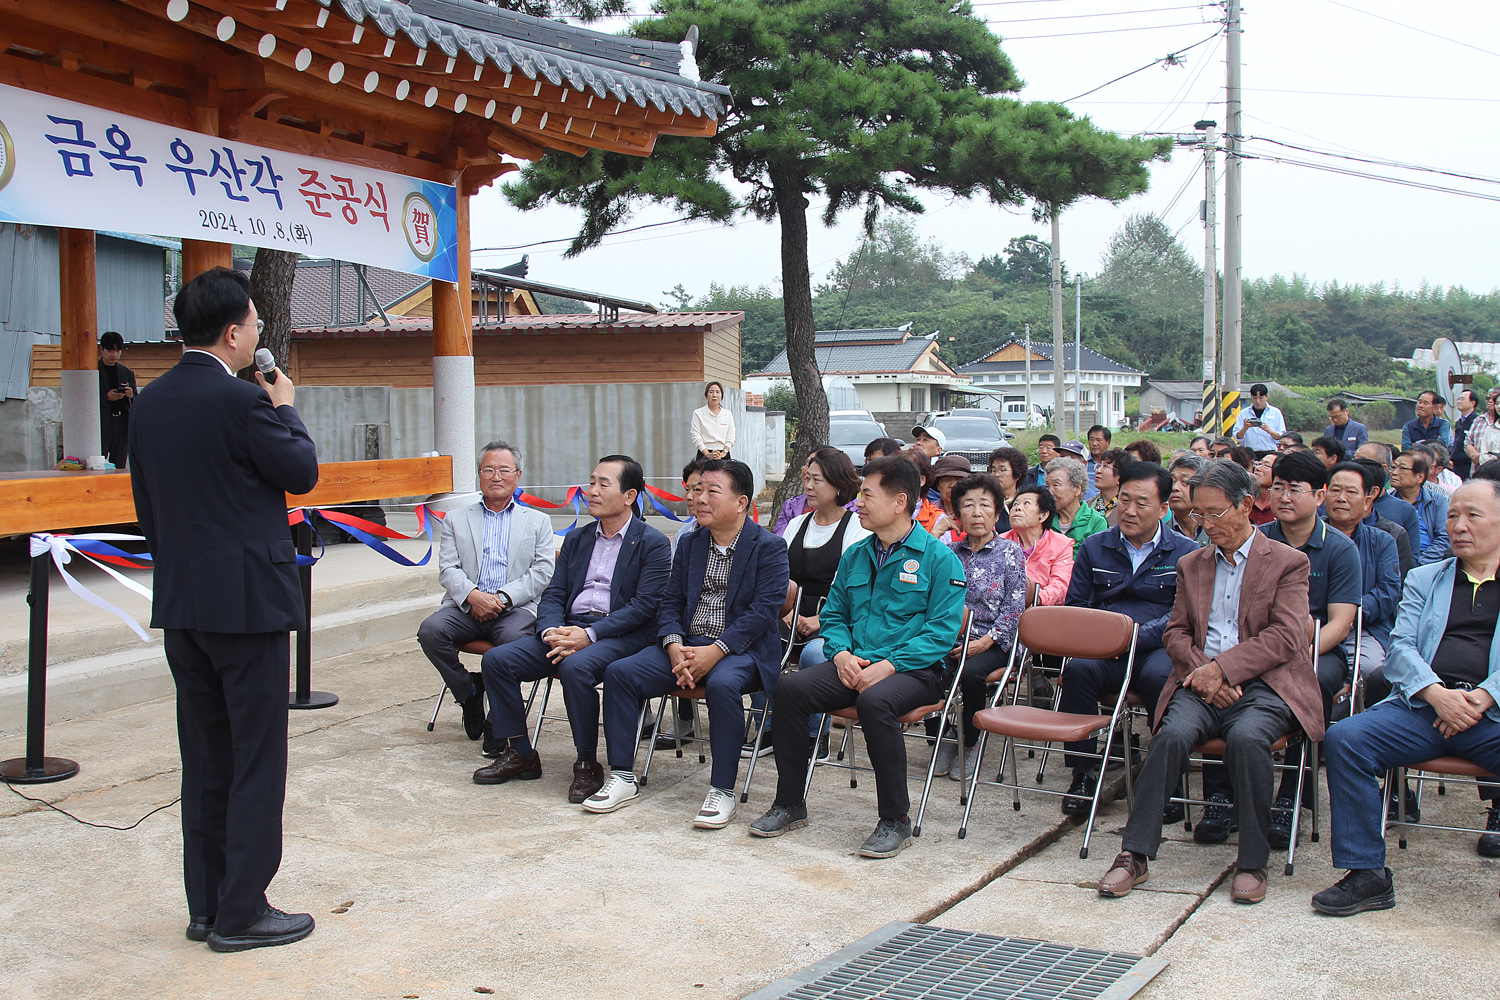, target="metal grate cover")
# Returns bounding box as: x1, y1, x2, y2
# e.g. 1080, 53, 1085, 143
744, 923, 1167, 1000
